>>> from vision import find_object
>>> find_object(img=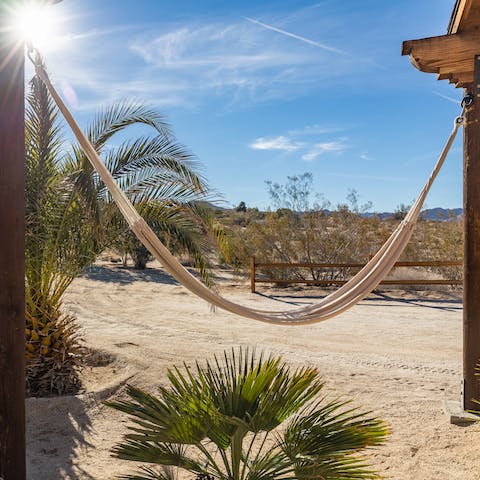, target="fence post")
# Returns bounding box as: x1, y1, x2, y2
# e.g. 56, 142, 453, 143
250, 256, 256, 293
